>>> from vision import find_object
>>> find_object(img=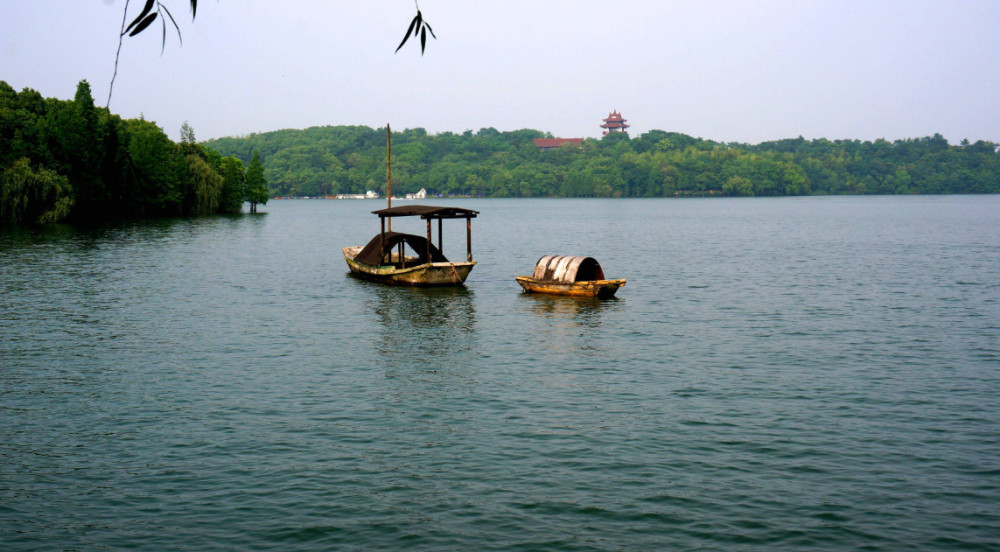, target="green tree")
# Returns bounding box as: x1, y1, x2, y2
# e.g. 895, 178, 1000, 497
180, 121, 196, 144
1, 158, 74, 224
50, 80, 105, 214
782, 164, 809, 195
123, 117, 186, 216
722, 175, 754, 196
891, 168, 913, 194
218, 156, 245, 213
244, 150, 268, 213
185, 154, 223, 215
